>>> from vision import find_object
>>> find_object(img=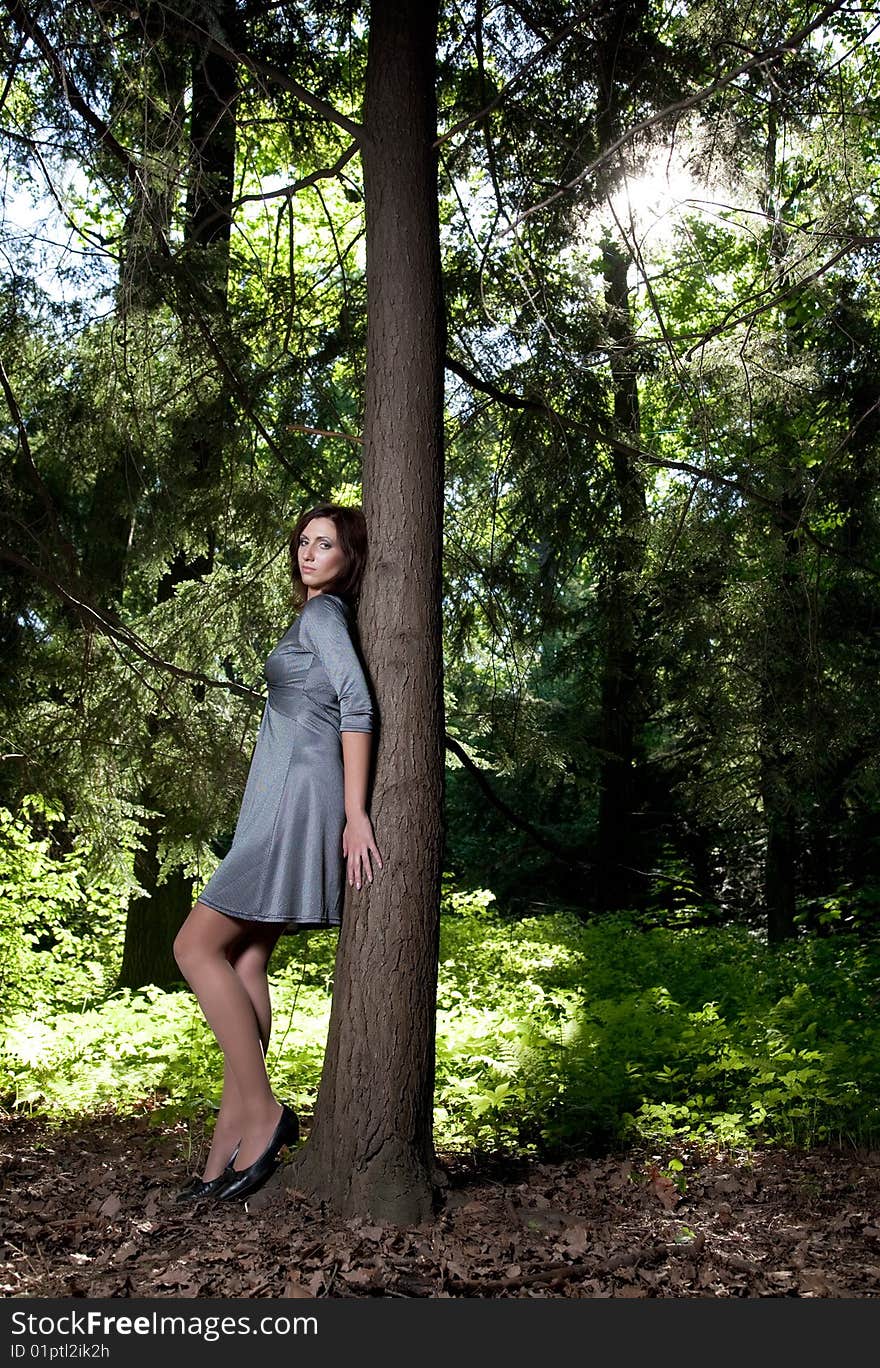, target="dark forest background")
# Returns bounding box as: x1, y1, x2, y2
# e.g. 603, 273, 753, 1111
2, 0, 880, 1162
